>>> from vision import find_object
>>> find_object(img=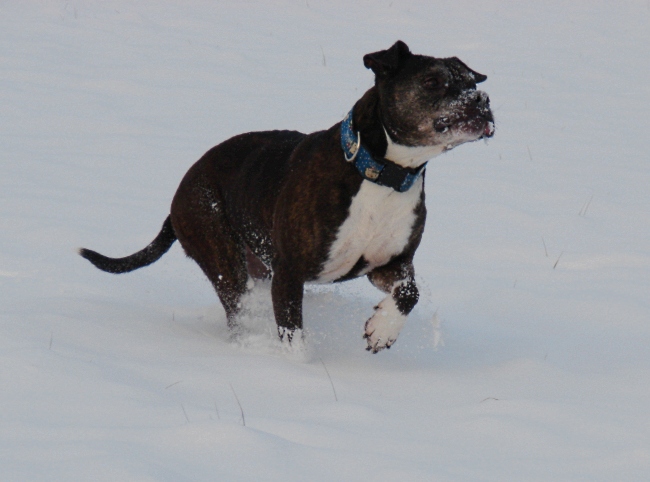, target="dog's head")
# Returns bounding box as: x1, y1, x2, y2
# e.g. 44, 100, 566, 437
364, 41, 494, 151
